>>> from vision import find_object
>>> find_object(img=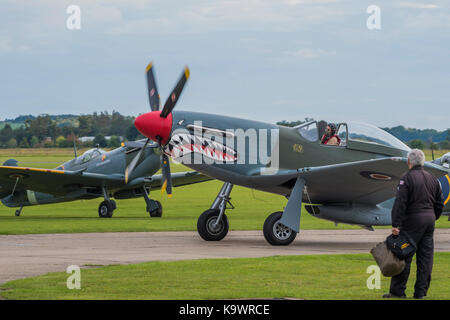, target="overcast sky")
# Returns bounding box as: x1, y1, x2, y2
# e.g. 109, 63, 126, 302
0, 0, 448, 130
